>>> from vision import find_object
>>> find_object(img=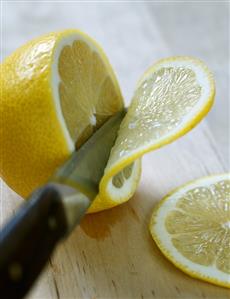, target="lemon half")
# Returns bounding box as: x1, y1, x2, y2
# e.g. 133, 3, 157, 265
0, 30, 123, 199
